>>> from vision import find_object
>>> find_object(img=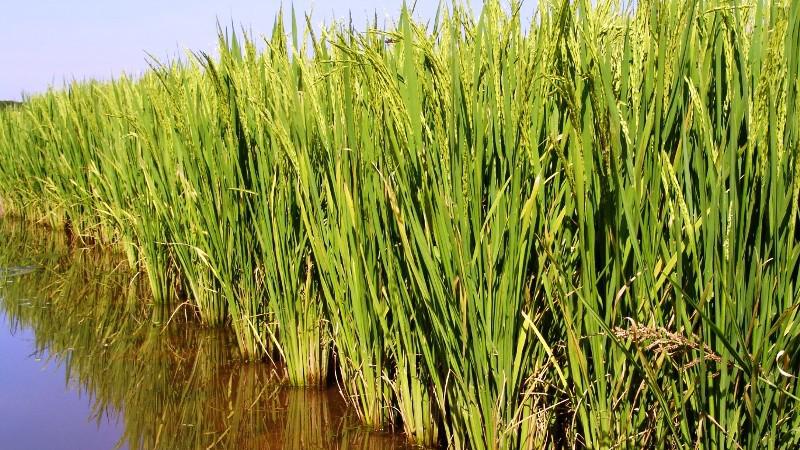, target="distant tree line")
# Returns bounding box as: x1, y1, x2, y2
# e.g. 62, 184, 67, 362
0, 100, 22, 109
